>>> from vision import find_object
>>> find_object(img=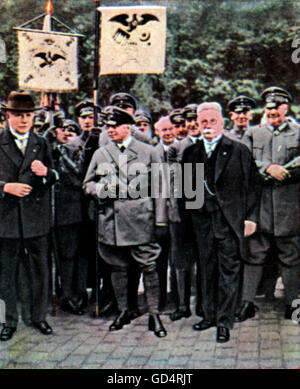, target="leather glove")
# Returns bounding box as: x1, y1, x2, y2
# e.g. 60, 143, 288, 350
154, 225, 169, 243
